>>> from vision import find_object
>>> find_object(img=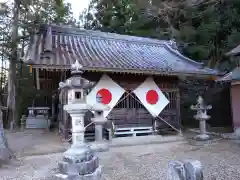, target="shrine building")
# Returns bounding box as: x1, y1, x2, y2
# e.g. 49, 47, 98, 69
217, 44, 240, 137
23, 24, 217, 140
